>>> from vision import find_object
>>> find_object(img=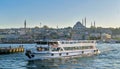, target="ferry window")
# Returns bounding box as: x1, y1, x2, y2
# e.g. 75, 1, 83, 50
60, 48, 63, 51
74, 47, 78, 50
64, 47, 69, 50
37, 47, 42, 51
53, 42, 58, 44
87, 46, 90, 49
85, 46, 87, 49
64, 47, 79, 50
36, 41, 48, 45
52, 47, 60, 51
79, 46, 82, 50
59, 53, 62, 56
82, 51, 84, 54
51, 54, 54, 56
57, 48, 60, 51
85, 46, 88, 49
37, 47, 49, 51
77, 47, 79, 49
82, 46, 85, 49
70, 42, 73, 44
49, 42, 58, 45
61, 42, 64, 44
81, 46, 83, 49
66, 53, 69, 55
44, 48, 49, 51
70, 47, 73, 50
82, 46, 92, 49
66, 42, 69, 44
89, 46, 93, 49
52, 48, 57, 51
64, 47, 67, 50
